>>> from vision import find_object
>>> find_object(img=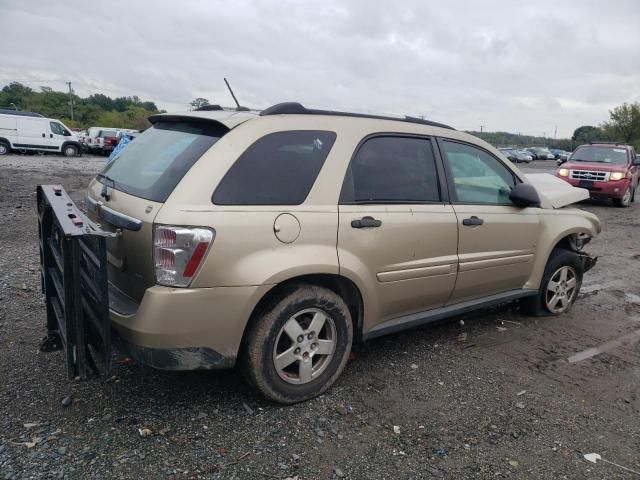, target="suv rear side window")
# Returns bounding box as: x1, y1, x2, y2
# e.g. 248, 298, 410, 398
99, 121, 226, 202
341, 136, 440, 203
213, 131, 336, 205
